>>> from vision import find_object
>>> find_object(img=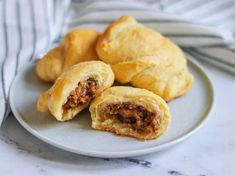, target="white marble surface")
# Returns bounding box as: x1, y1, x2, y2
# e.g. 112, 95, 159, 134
0, 61, 235, 176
